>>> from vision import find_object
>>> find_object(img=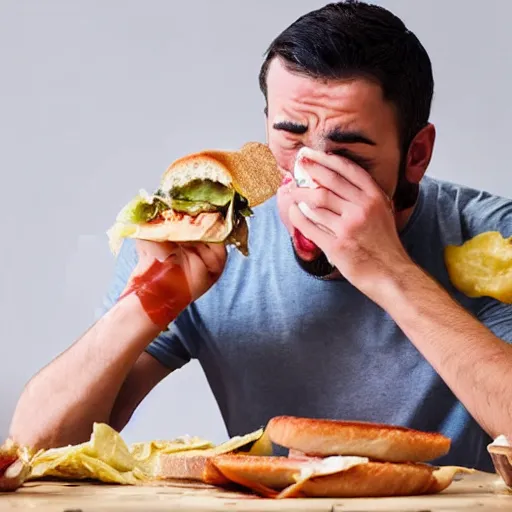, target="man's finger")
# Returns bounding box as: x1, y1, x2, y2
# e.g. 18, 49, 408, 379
299, 147, 374, 191
183, 242, 226, 277
298, 207, 338, 236
298, 159, 364, 203
135, 240, 180, 261
290, 187, 347, 215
